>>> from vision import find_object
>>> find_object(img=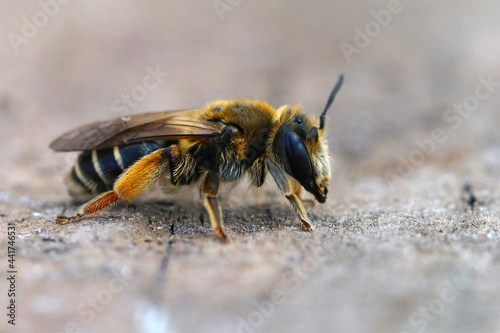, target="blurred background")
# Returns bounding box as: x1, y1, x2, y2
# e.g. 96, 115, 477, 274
1, 1, 500, 199
1, 1, 500, 332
